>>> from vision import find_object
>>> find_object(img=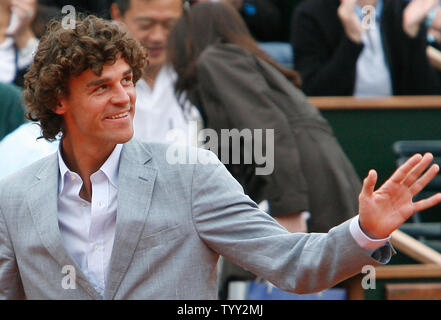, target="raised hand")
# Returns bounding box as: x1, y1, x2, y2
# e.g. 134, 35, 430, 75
10, 0, 37, 49
403, 0, 439, 37
359, 153, 441, 239
338, 0, 364, 43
